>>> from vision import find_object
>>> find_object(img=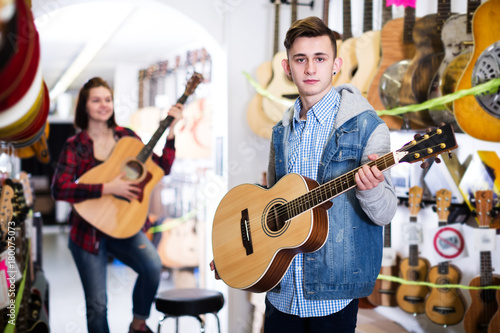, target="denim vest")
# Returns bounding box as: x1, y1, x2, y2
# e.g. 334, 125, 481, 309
270, 110, 384, 300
